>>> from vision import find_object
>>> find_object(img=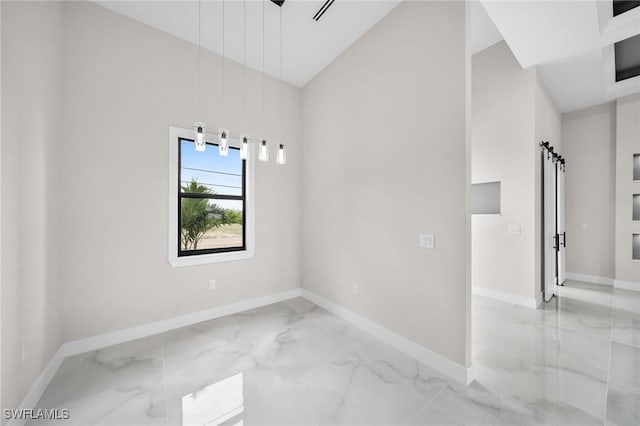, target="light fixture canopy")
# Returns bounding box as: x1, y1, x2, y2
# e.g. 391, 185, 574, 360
259, 139, 269, 162
277, 144, 286, 165
194, 122, 206, 152
240, 134, 250, 160
218, 128, 229, 156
